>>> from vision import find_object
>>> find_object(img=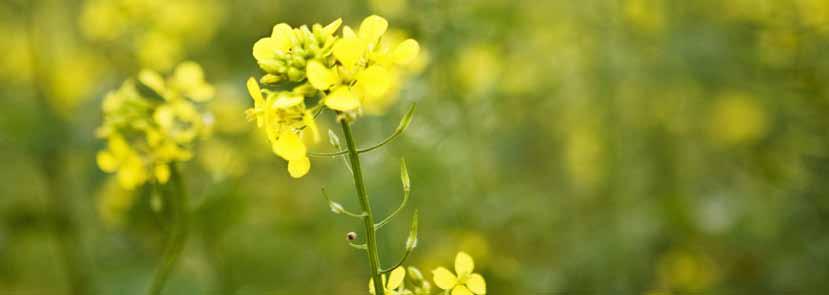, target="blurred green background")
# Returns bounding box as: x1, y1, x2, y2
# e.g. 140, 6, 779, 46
2, 0, 829, 294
